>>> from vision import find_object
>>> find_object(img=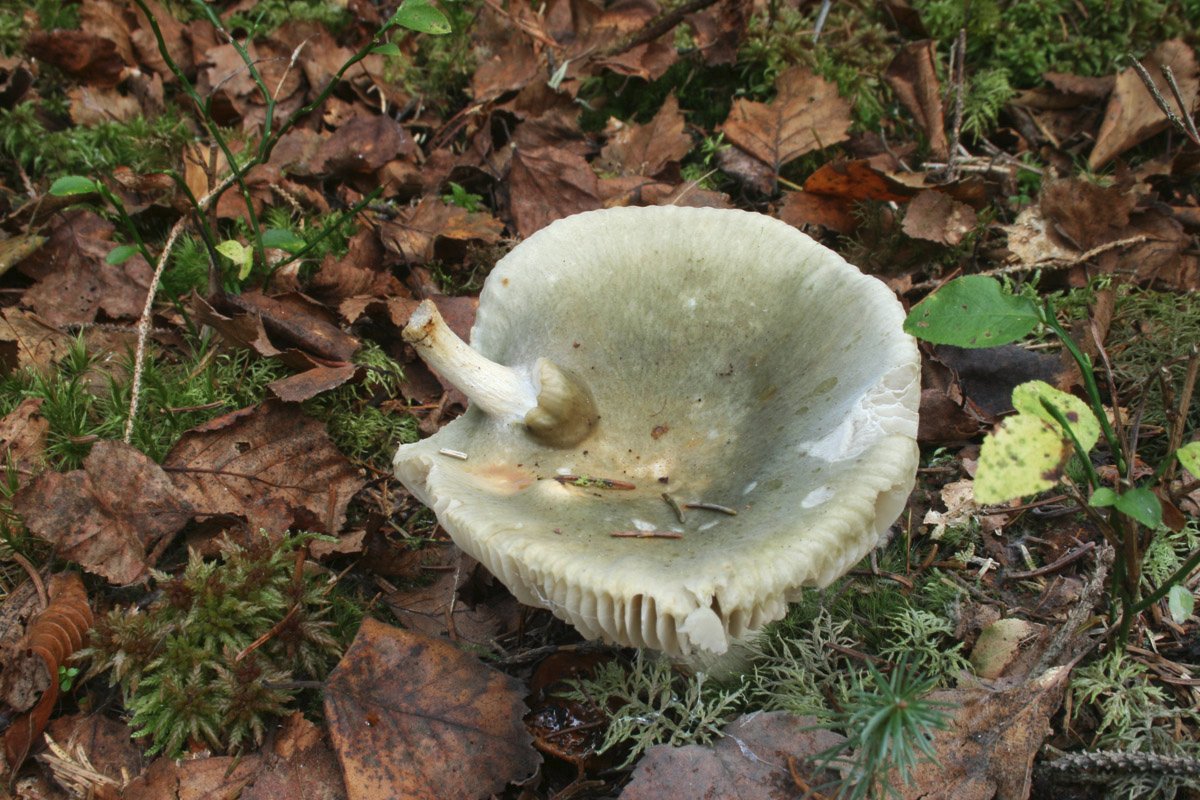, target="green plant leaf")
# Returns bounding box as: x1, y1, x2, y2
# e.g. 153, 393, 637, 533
974, 413, 1066, 504
216, 239, 253, 281
1089, 487, 1119, 507
1168, 584, 1195, 625
261, 228, 307, 253
371, 42, 402, 56
1178, 441, 1200, 479
1112, 487, 1162, 529
49, 175, 99, 196
106, 244, 139, 265
388, 0, 451, 34
1011, 381, 1101, 454
903, 276, 1040, 348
